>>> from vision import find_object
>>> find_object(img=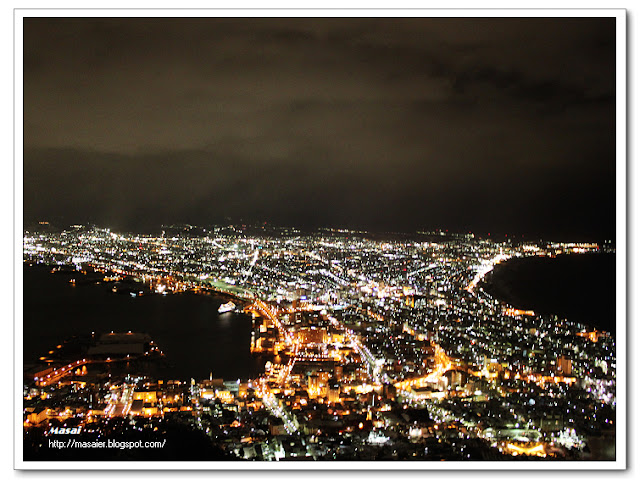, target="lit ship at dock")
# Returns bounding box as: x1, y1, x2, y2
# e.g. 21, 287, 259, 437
218, 301, 236, 314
